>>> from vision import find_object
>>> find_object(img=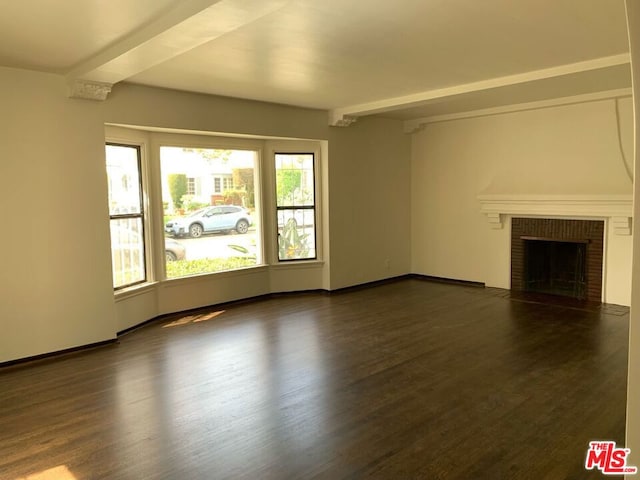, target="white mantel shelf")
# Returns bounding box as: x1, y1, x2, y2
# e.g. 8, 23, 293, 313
478, 194, 633, 235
